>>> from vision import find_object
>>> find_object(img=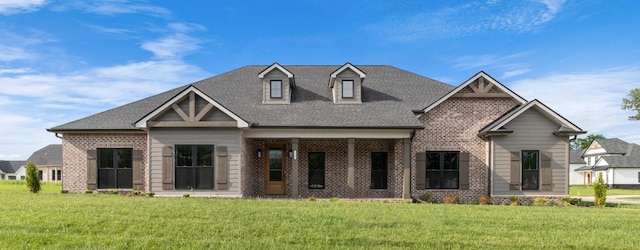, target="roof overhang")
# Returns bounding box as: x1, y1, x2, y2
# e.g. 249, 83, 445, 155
258, 62, 295, 87
134, 85, 250, 128
244, 128, 414, 139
